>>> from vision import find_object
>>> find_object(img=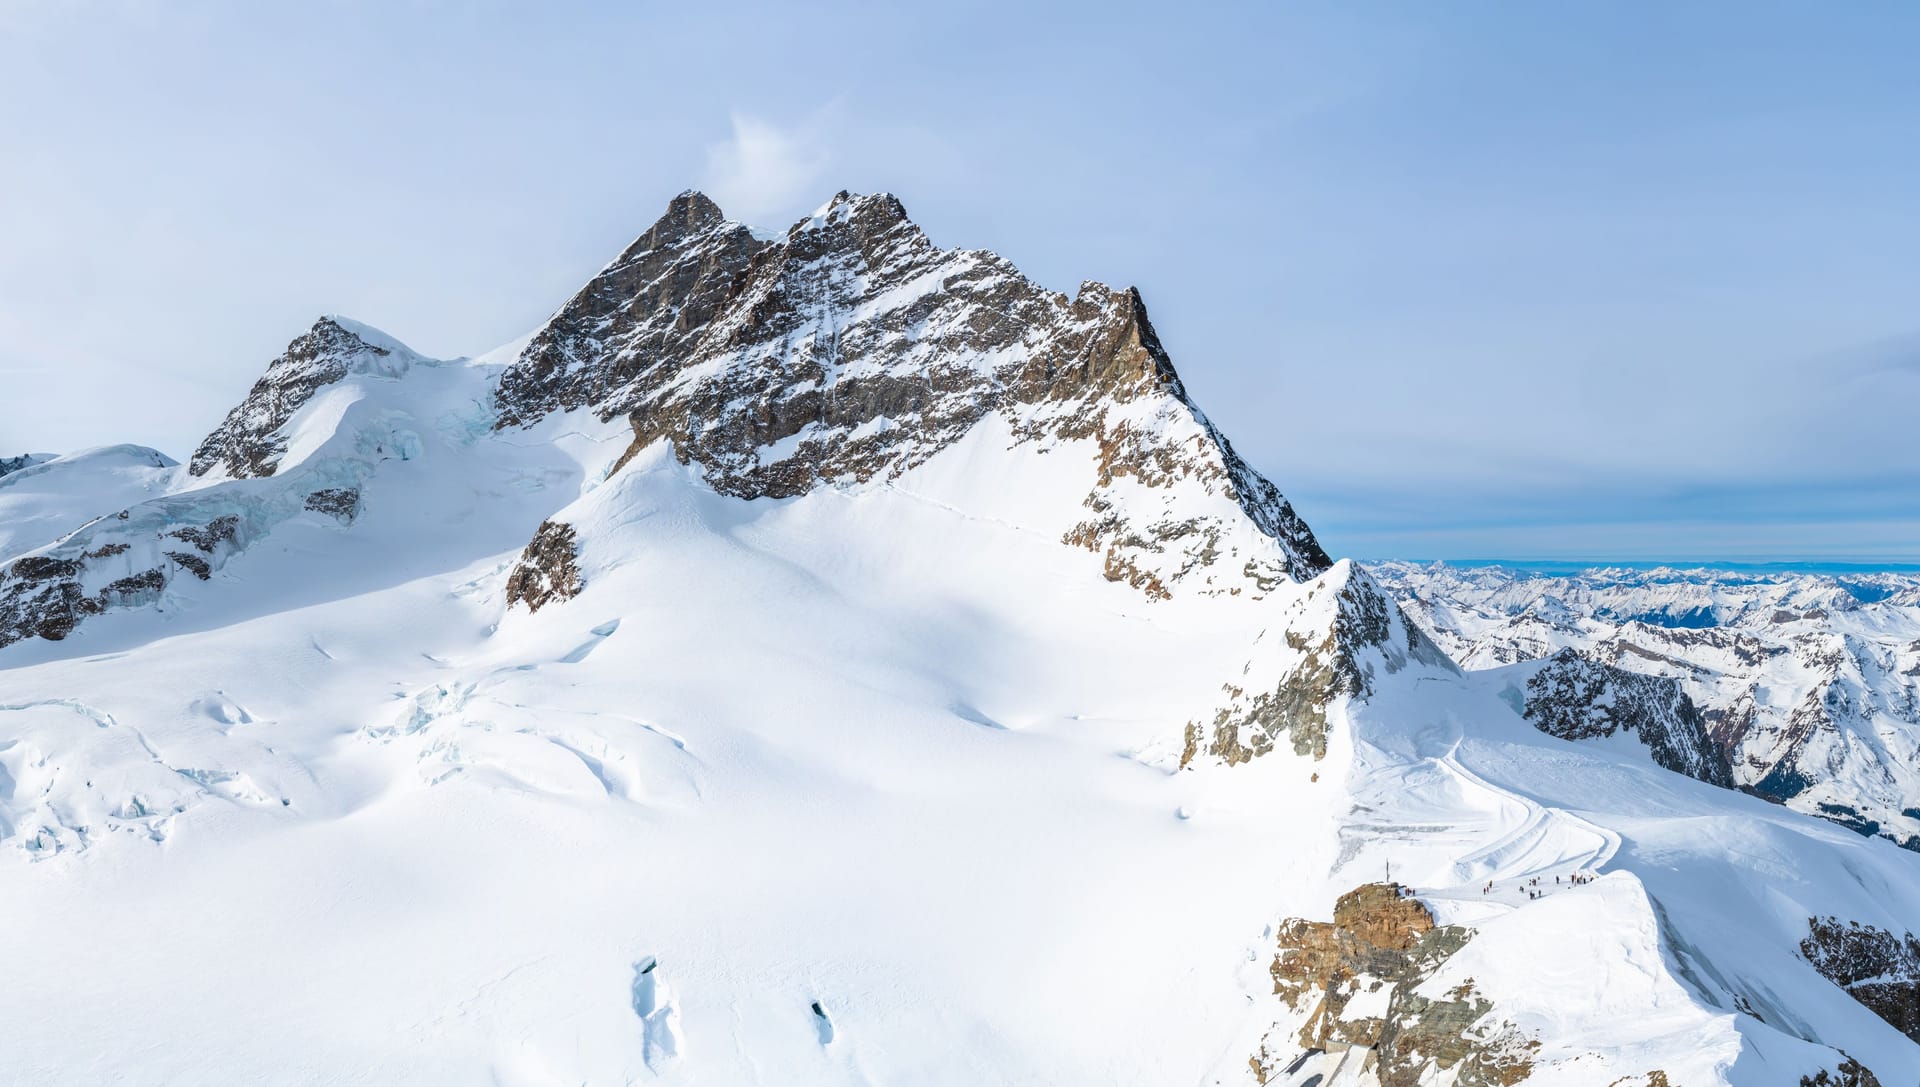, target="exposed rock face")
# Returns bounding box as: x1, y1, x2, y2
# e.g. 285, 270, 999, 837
1523, 648, 1734, 786
303, 488, 361, 523
1253, 883, 1536, 1086
1184, 566, 1454, 766
0, 454, 51, 479
496, 190, 1330, 597
0, 556, 90, 643
0, 506, 251, 649
504, 521, 582, 613
495, 192, 771, 427
2, 555, 162, 647
1801, 917, 1920, 1044
1800, 1057, 1883, 1087
190, 317, 414, 479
